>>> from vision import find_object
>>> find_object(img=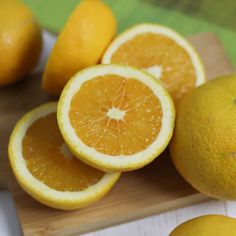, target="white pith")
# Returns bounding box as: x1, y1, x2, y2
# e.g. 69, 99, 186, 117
146, 65, 162, 80
107, 107, 126, 120
9, 102, 120, 203
102, 23, 205, 86
58, 64, 175, 171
